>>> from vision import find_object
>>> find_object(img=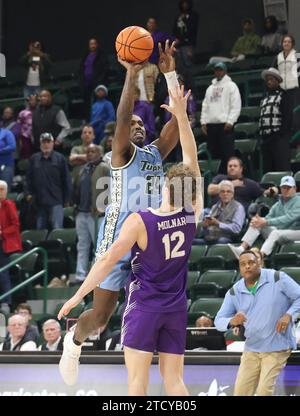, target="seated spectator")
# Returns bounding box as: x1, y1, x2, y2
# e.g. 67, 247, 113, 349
133, 87, 156, 145
71, 144, 109, 285
0, 106, 21, 141
15, 303, 39, 343
200, 62, 241, 173
195, 315, 214, 328
259, 68, 291, 172
20, 40, 51, 98
209, 18, 261, 64
69, 125, 96, 179
208, 157, 277, 212
17, 95, 38, 159
90, 85, 115, 145
0, 314, 37, 351
32, 90, 71, 151
38, 319, 63, 351
26, 133, 72, 230
0, 127, 16, 190
0, 180, 22, 313
229, 176, 300, 258
194, 180, 245, 245
261, 16, 282, 55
